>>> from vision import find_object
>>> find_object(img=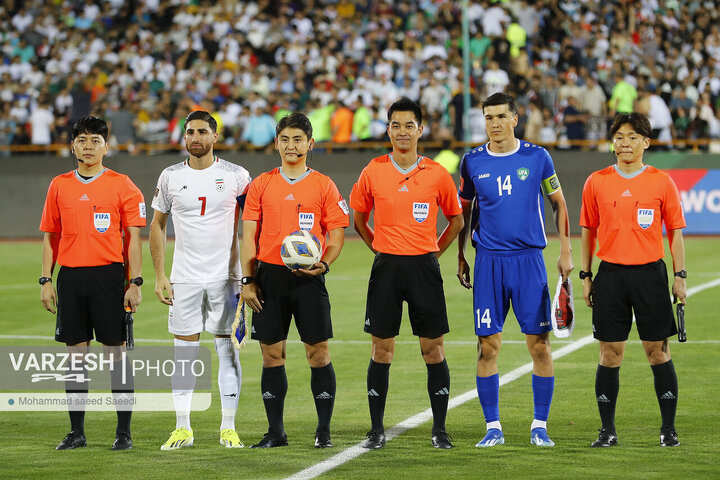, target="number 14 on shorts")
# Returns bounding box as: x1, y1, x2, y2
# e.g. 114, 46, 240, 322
476, 308, 492, 329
